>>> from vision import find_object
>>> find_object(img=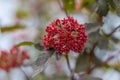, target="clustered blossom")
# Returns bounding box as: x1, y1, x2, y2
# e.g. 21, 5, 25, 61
0, 46, 29, 72
43, 16, 88, 54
